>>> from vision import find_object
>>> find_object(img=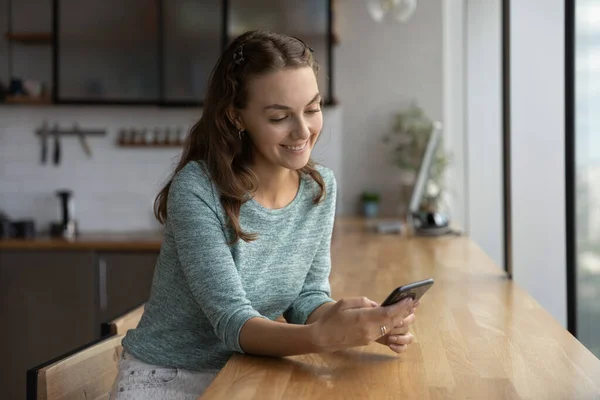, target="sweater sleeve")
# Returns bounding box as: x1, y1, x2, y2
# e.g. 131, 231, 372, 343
284, 172, 337, 325
167, 165, 266, 353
